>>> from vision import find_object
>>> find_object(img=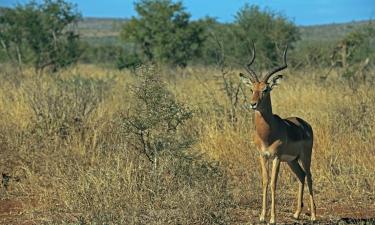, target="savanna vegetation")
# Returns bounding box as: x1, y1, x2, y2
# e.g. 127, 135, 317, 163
0, 0, 375, 224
